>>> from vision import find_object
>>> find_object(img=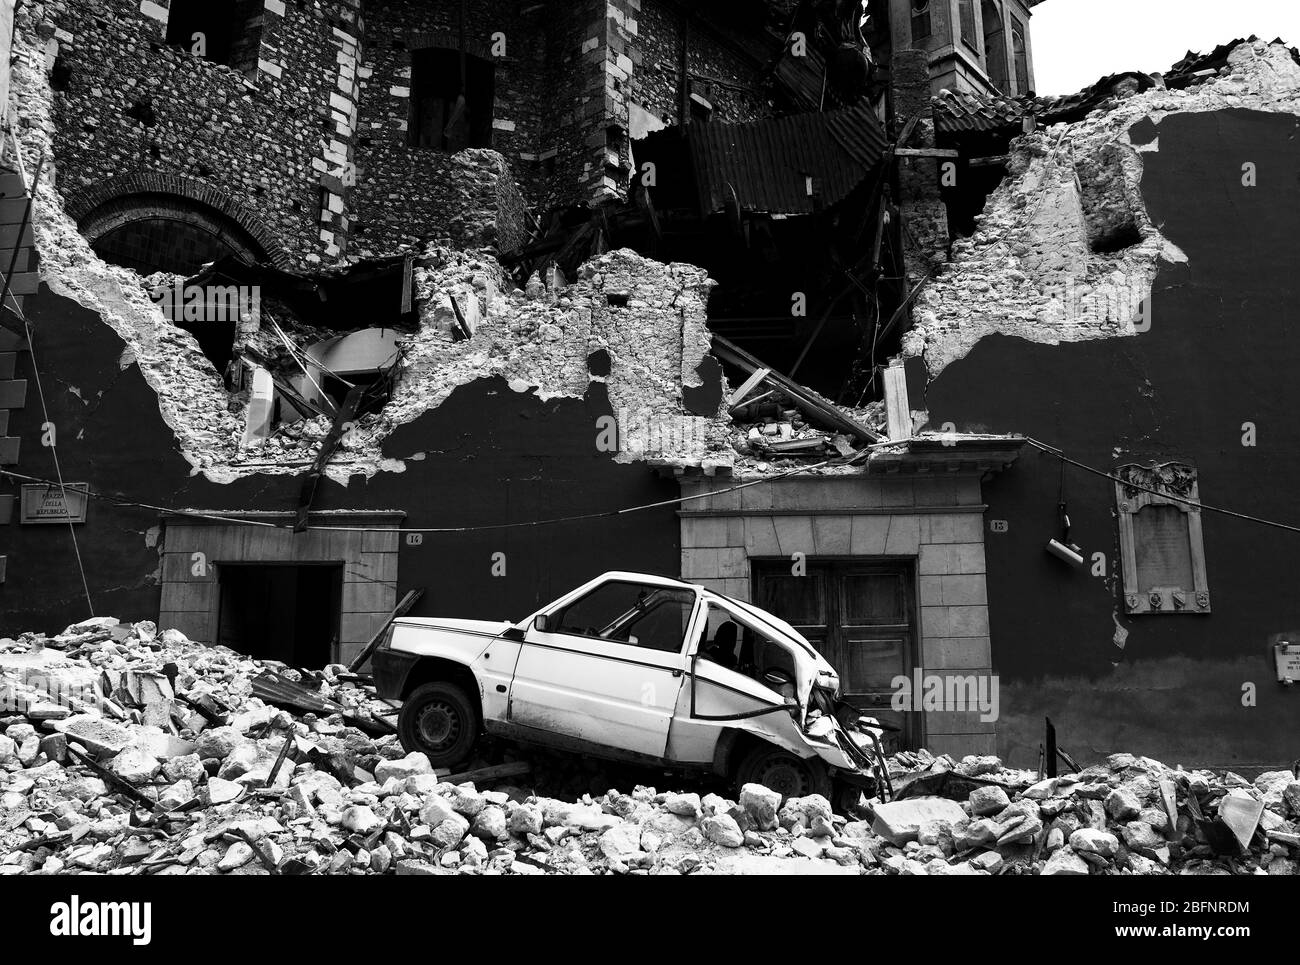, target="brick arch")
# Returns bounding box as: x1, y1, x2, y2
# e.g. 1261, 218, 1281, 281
65, 172, 292, 269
